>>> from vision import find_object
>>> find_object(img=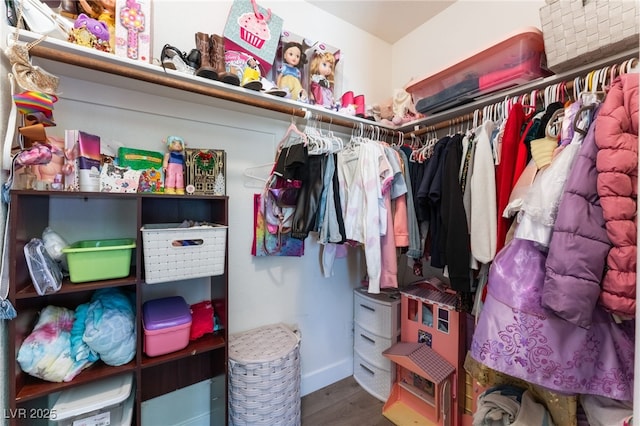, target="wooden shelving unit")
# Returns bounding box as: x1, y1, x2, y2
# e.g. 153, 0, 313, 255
7, 190, 228, 425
